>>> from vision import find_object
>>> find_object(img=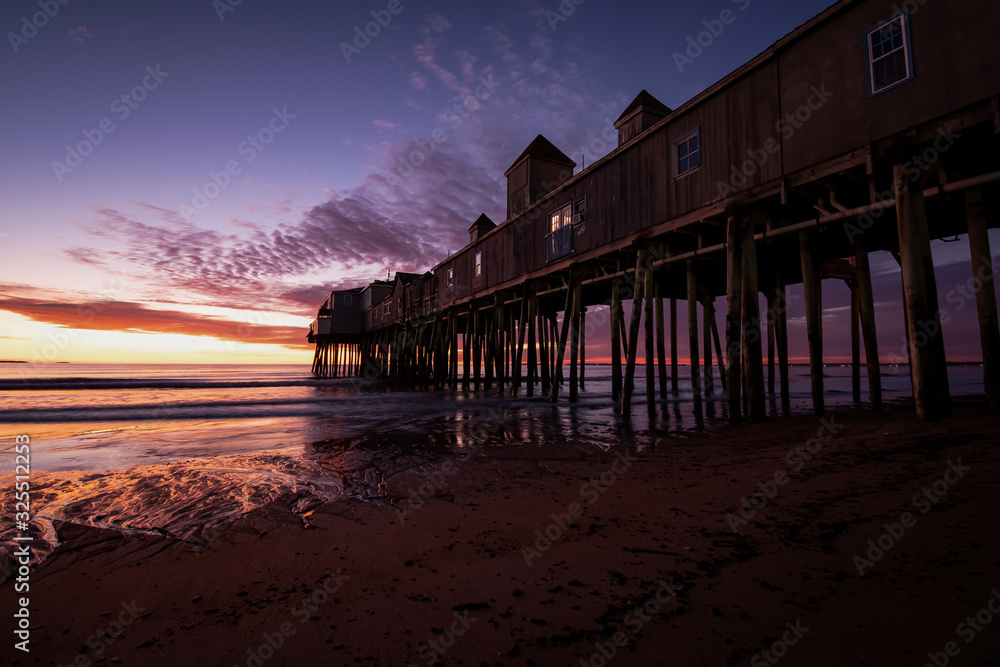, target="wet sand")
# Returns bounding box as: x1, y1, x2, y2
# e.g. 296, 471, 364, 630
5, 402, 1000, 666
